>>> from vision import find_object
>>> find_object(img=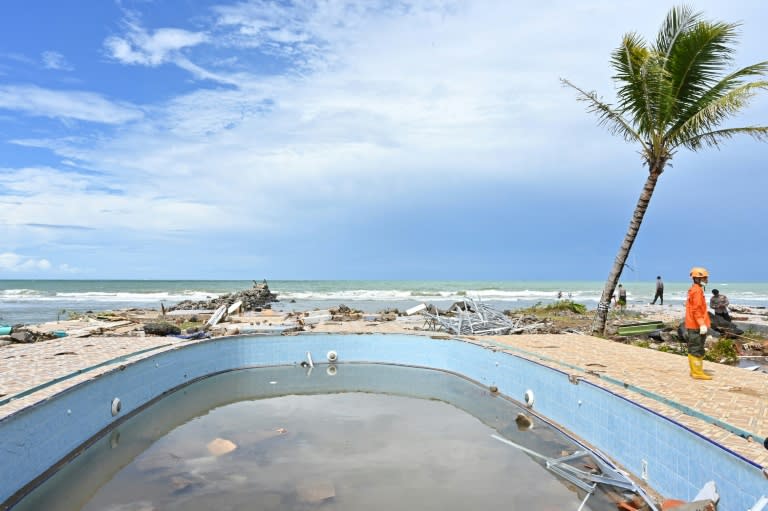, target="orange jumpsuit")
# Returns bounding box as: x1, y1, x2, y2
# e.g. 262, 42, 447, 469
685, 284, 710, 329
